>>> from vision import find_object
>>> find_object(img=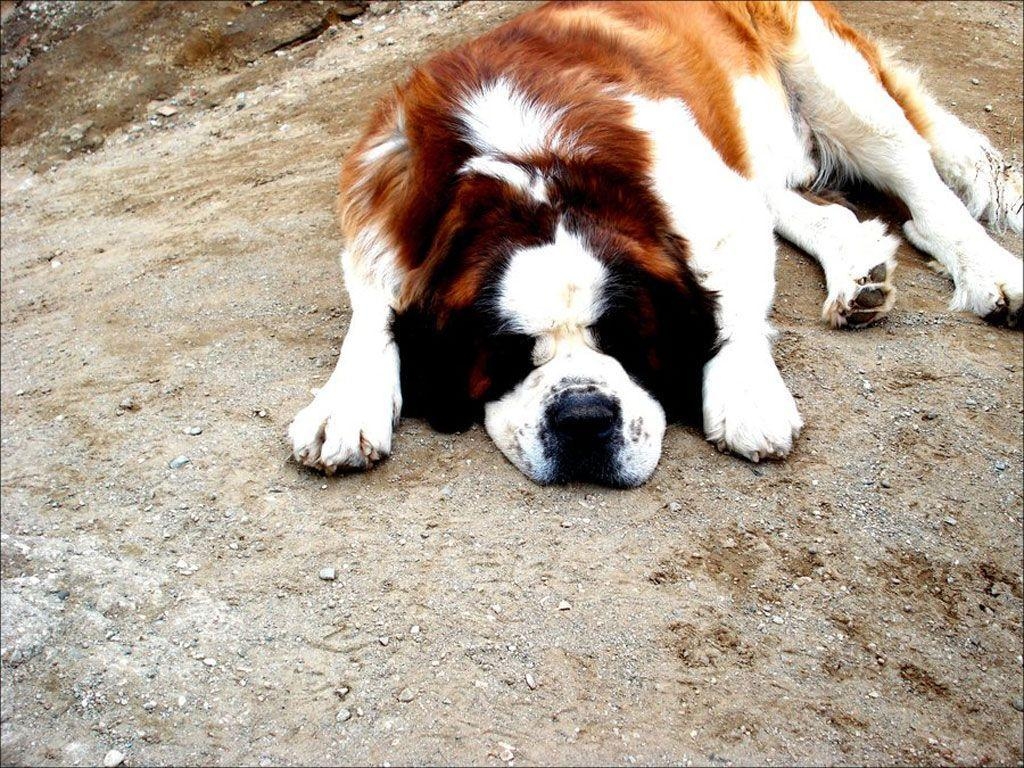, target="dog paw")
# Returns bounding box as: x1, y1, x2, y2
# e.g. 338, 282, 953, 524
903, 220, 1023, 329
702, 340, 803, 462
822, 219, 899, 328
288, 346, 402, 473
